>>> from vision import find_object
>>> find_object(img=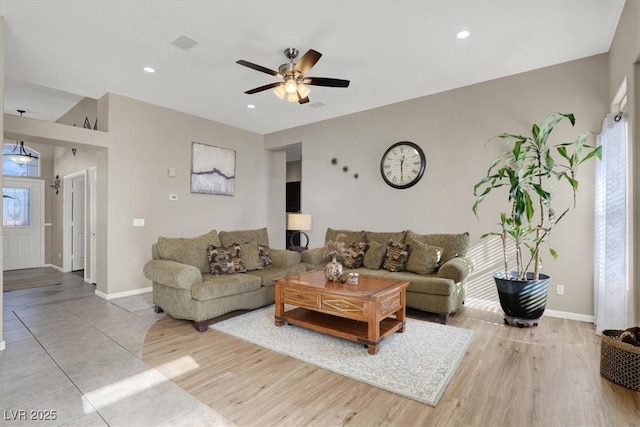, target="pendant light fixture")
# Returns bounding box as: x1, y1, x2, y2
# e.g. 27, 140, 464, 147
4, 110, 39, 165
